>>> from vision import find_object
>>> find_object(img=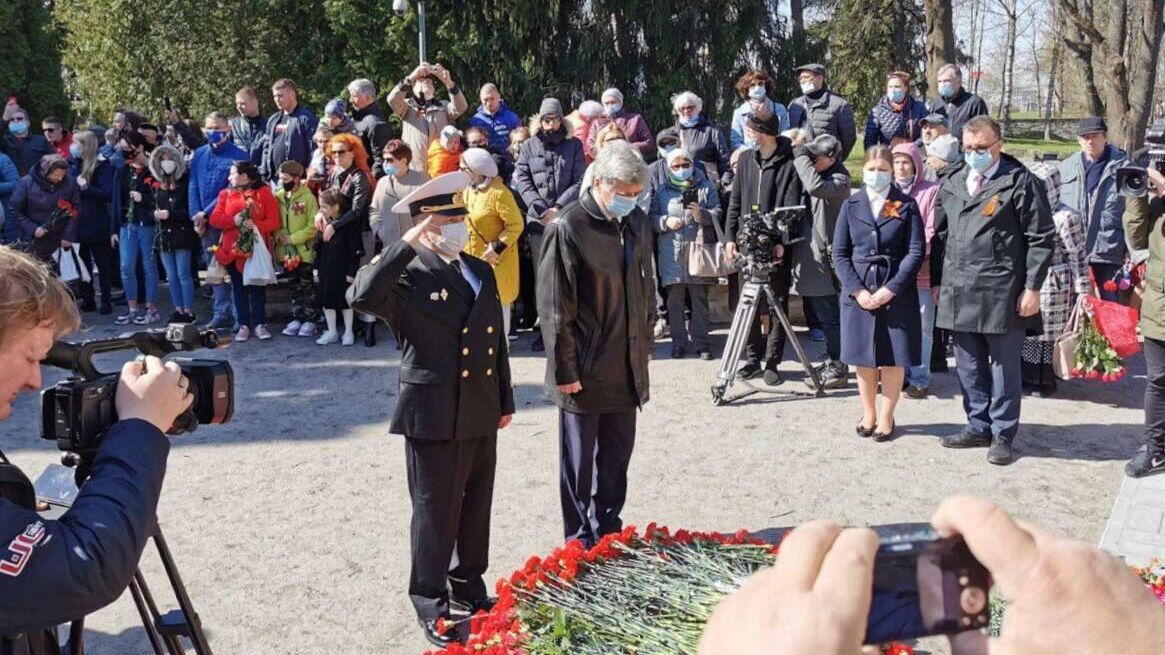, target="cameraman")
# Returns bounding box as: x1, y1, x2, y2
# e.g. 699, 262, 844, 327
1124, 164, 1165, 478
0, 246, 191, 645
